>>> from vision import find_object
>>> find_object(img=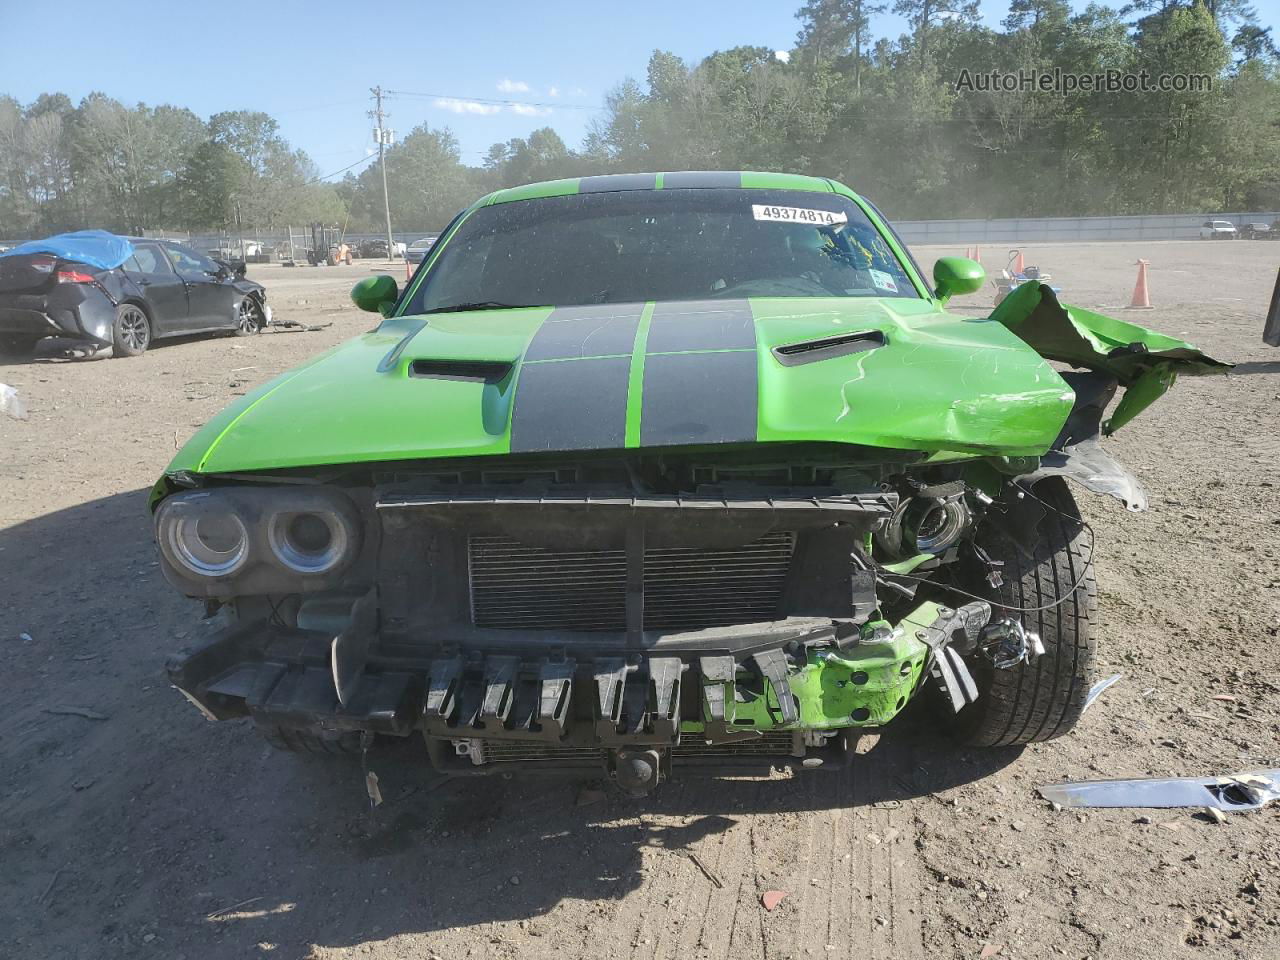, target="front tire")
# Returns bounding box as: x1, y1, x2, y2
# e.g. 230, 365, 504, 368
956, 477, 1096, 746
234, 297, 262, 336
112, 303, 151, 357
